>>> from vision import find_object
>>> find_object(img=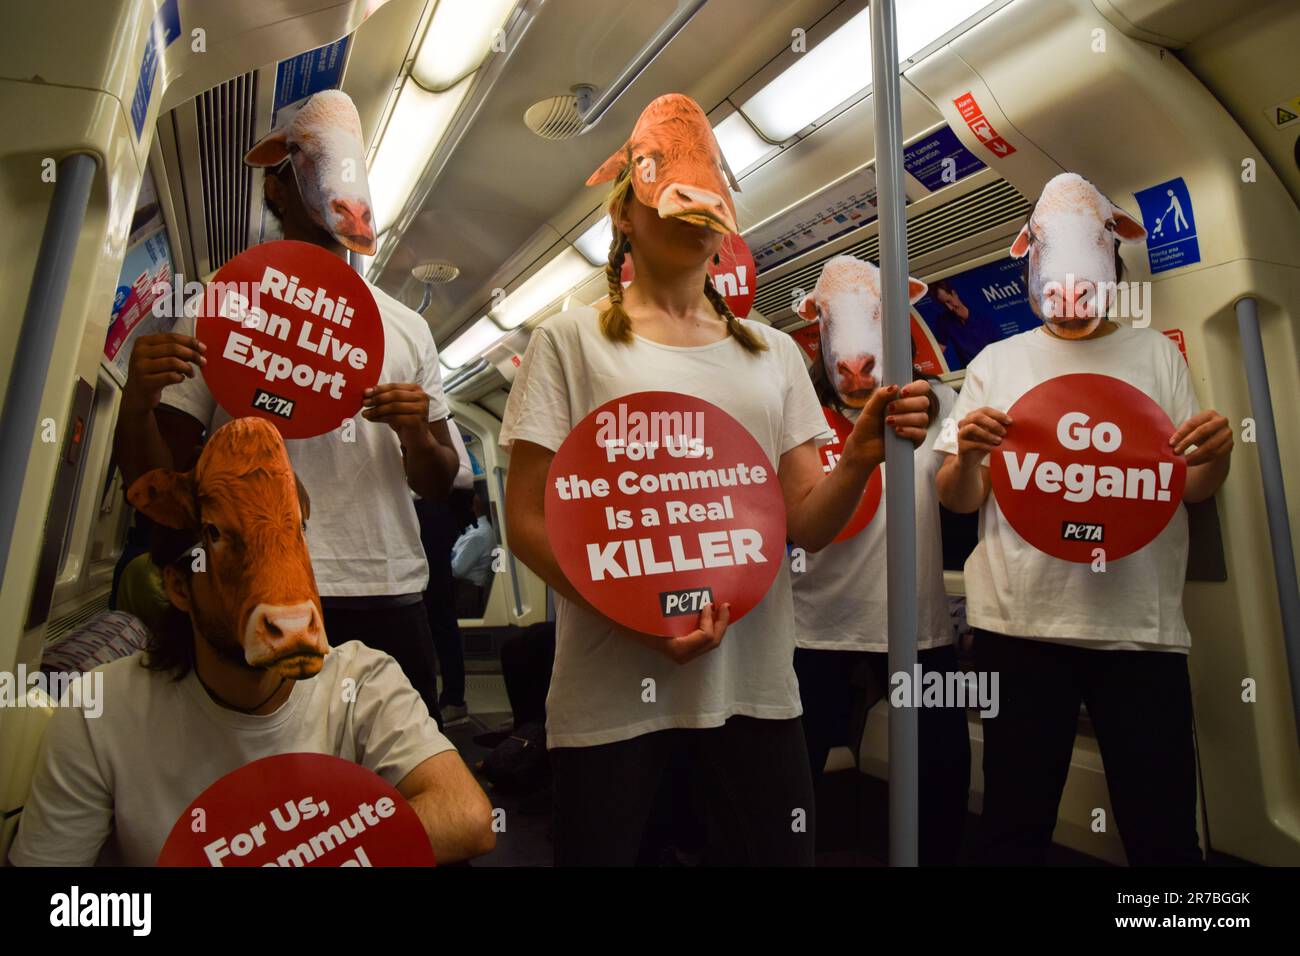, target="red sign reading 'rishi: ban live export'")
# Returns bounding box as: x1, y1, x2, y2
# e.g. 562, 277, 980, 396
546, 392, 786, 636
196, 240, 384, 439
990, 373, 1187, 563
